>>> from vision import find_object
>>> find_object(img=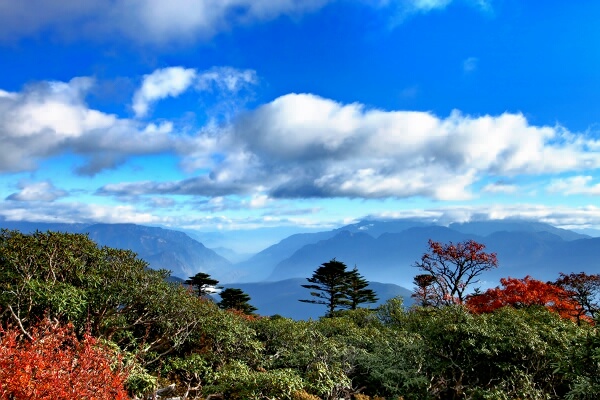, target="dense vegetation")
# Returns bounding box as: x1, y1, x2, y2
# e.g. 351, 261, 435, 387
0, 229, 598, 399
